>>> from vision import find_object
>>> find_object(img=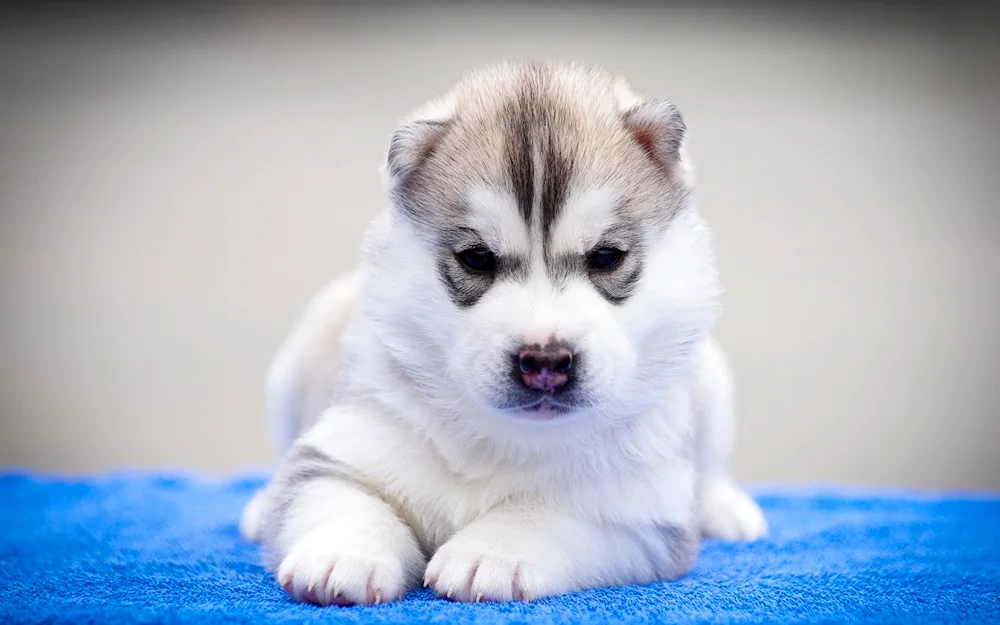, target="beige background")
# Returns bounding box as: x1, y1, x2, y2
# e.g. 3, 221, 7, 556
1, 3, 998, 489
